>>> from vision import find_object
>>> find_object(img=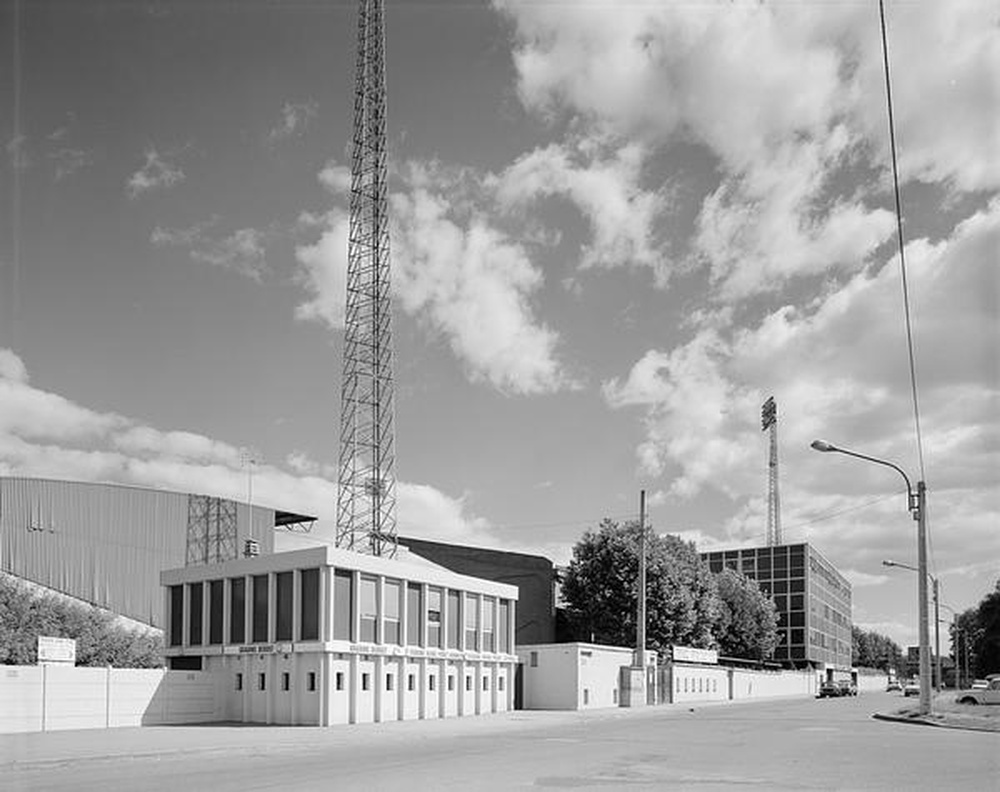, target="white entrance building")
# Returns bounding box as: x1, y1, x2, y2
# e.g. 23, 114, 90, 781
161, 545, 517, 726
